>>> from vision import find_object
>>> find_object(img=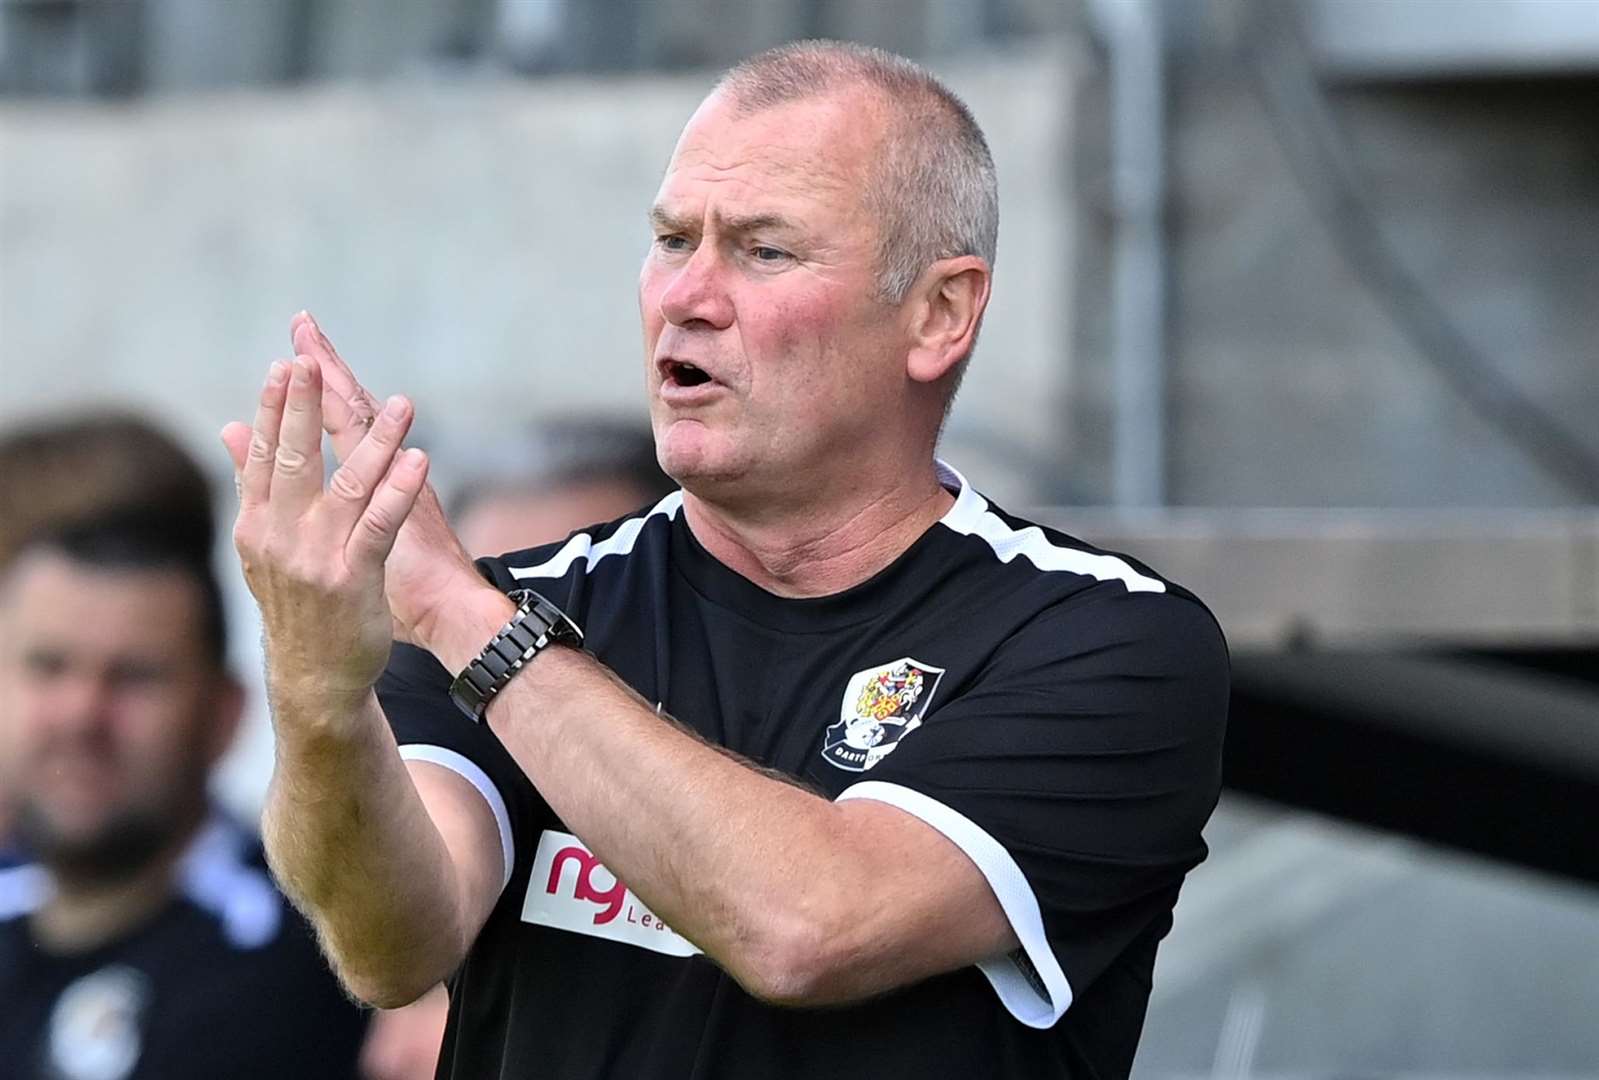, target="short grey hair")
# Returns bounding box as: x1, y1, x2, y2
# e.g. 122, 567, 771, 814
714, 40, 999, 305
